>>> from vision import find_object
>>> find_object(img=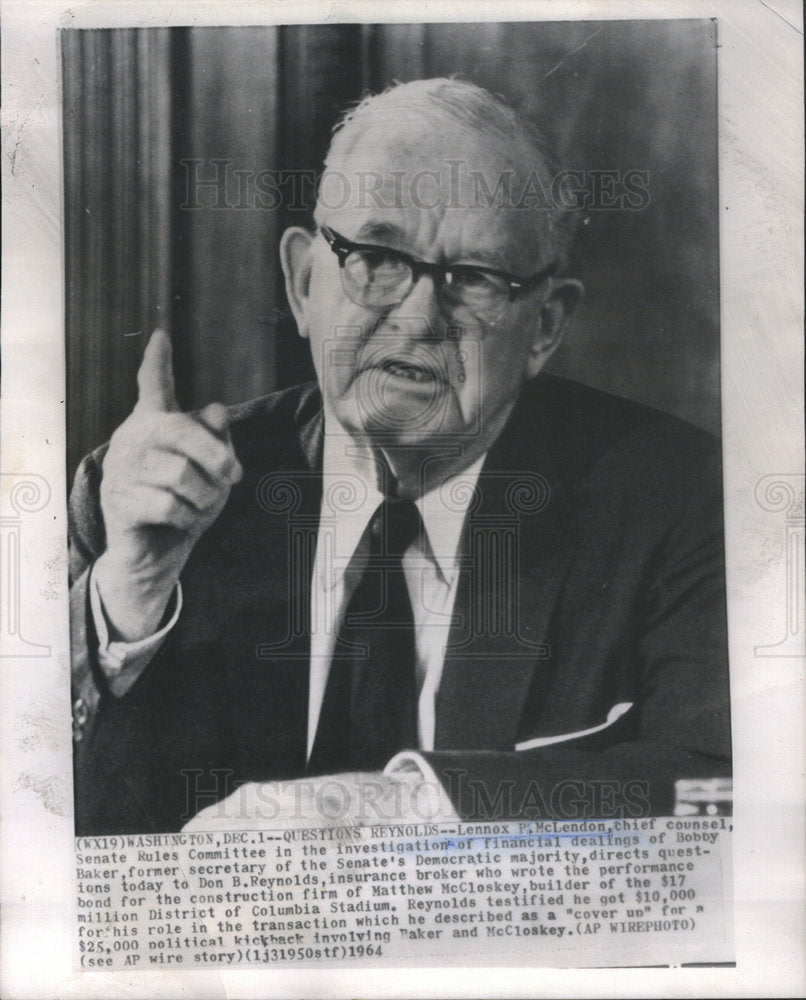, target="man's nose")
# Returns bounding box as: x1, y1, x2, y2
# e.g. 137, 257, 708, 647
380, 273, 444, 338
